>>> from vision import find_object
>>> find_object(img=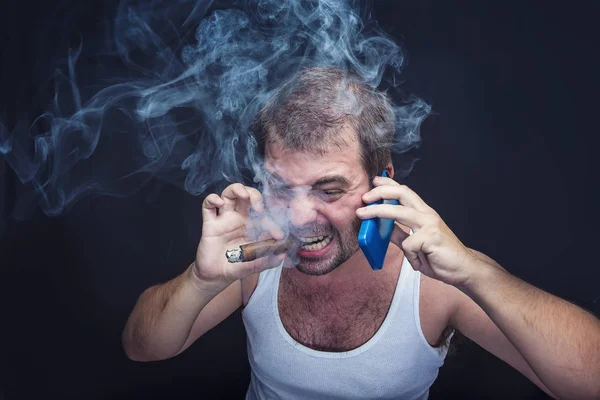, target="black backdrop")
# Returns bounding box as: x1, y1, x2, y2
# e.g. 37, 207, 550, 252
1, 1, 599, 399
